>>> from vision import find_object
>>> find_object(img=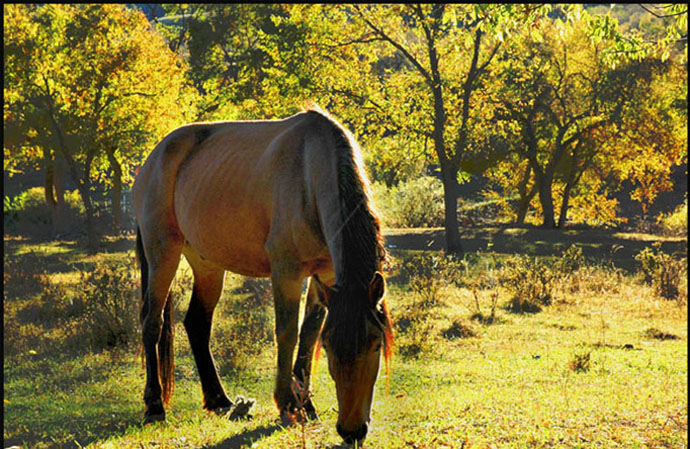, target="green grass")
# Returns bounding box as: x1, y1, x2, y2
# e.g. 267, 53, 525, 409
4, 233, 687, 448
